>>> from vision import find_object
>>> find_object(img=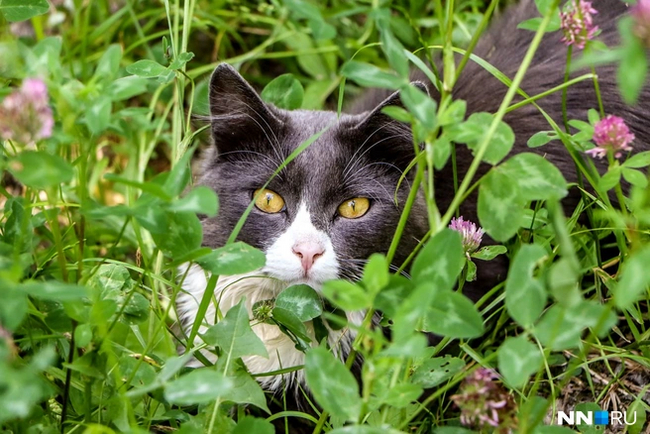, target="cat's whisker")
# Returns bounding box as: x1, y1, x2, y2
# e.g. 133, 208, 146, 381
343, 133, 409, 184
339, 258, 411, 279
236, 100, 286, 167
362, 162, 411, 190
209, 105, 286, 169
342, 121, 395, 178
216, 149, 286, 180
